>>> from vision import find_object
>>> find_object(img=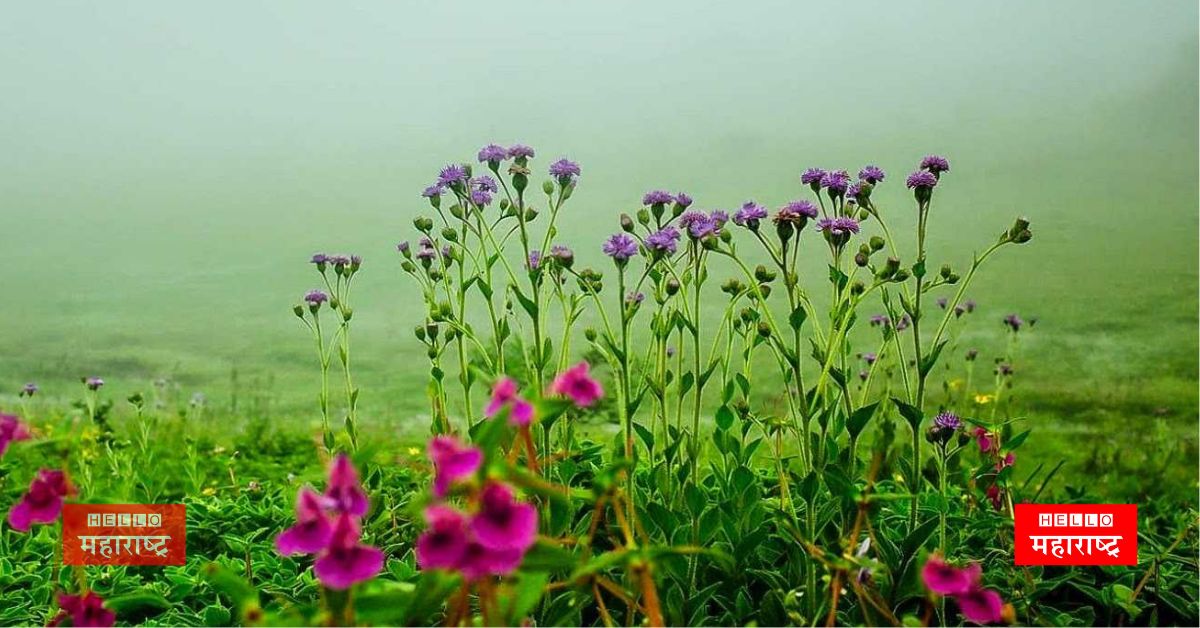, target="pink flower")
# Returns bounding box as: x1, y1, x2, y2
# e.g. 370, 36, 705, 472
986, 485, 1005, 511
921, 555, 981, 596
8, 469, 73, 532
415, 505, 470, 570
324, 454, 369, 517
313, 513, 384, 590
0, 413, 31, 458
458, 540, 525, 580
974, 427, 996, 454
470, 482, 538, 552
275, 487, 334, 556
485, 377, 534, 426
993, 452, 1015, 472
957, 587, 1005, 624
427, 436, 482, 498
50, 592, 115, 627
549, 362, 604, 408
